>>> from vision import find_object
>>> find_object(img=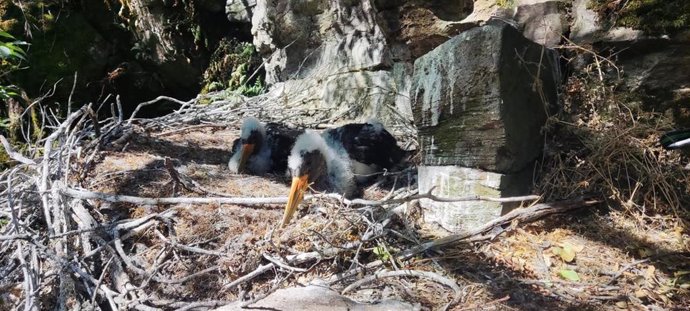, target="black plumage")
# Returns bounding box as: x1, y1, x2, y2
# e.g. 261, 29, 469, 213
322, 122, 406, 175
660, 129, 690, 150
281, 121, 407, 227
264, 122, 304, 172
229, 117, 303, 175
